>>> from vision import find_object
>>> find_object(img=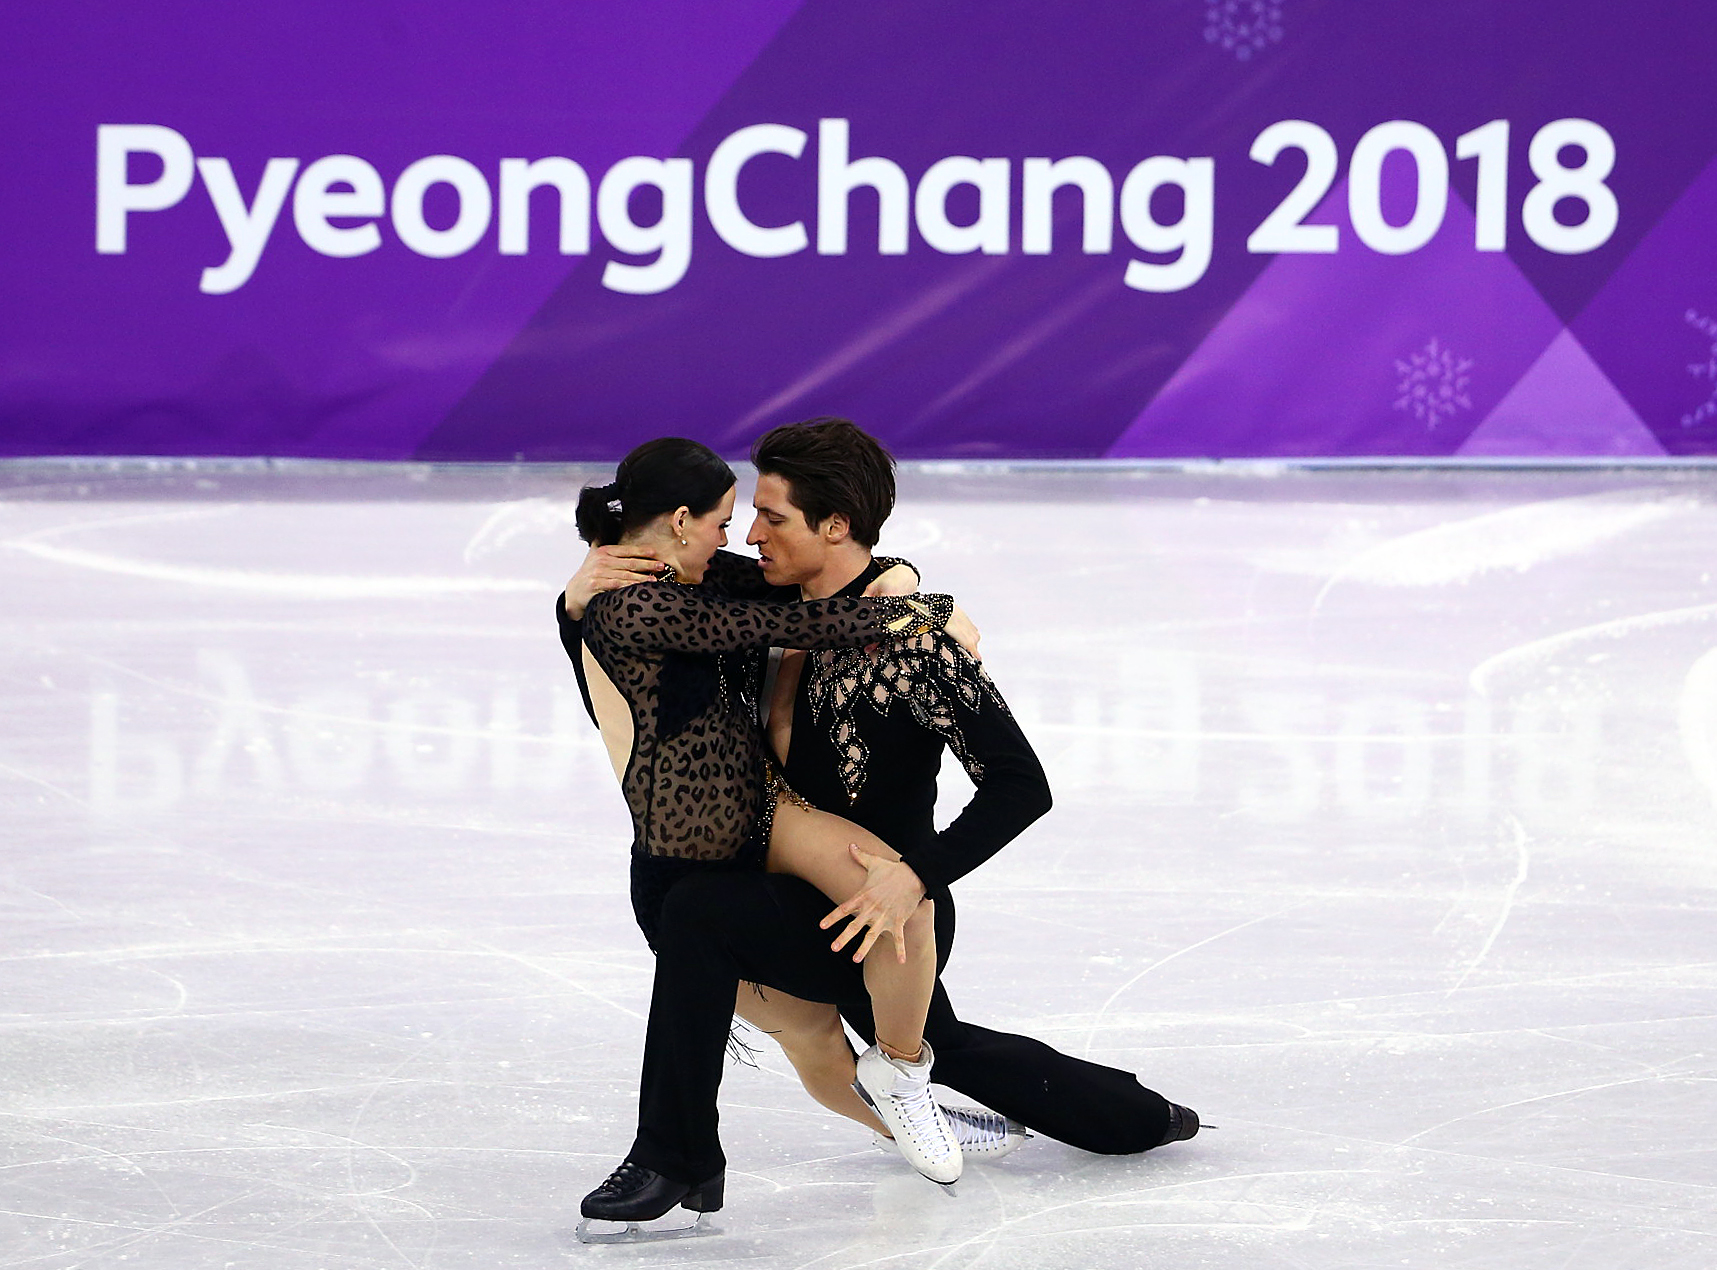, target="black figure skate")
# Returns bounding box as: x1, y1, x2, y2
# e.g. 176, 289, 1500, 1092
574, 1159, 724, 1243
1159, 1103, 1202, 1145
